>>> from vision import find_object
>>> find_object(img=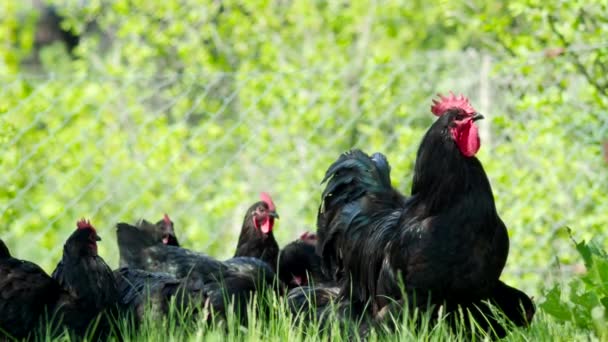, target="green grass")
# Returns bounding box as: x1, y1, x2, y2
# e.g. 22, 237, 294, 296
7, 233, 603, 341
19, 293, 595, 342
